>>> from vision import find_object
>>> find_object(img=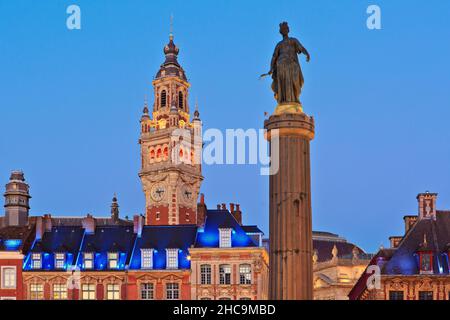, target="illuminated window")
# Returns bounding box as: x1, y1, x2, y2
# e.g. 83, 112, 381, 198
420, 252, 433, 274
161, 90, 167, 107
419, 291, 433, 300
166, 283, 179, 300
239, 264, 252, 285
108, 252, 119, 269
84, 252, 93, 269
219, 228, 232, 248
106, 284, 120, 300
141, 249, 153, 269
1, 267, 16, 289
200, 264, 211, 285
53, 283, 67, 300
55, 253, 65, 269
30, 283, 44, 300
82, 283, 96, 300
31, 253, 41, 269
219, 264, 232, 285
166, 249, 178, 269
389, 291, 404, 300
140, 283, 154, 300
